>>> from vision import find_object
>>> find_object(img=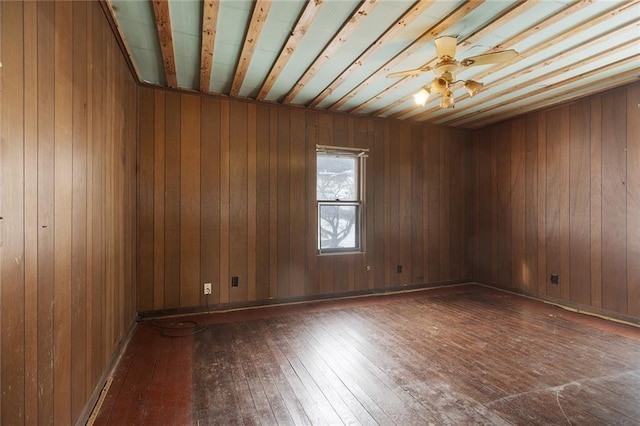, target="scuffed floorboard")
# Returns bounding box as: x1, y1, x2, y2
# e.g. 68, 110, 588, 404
94, 285, 640, 425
